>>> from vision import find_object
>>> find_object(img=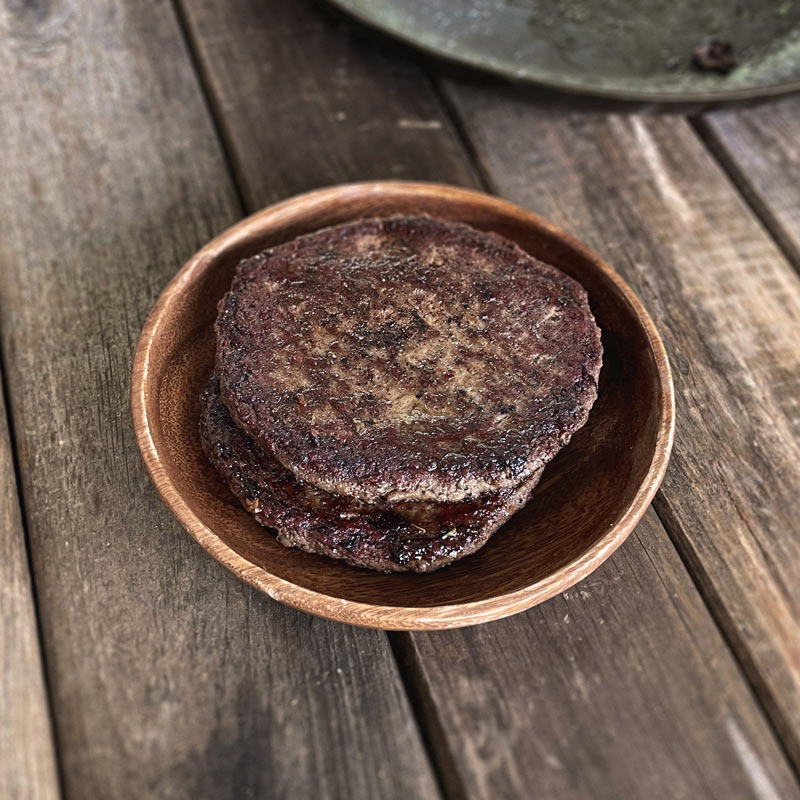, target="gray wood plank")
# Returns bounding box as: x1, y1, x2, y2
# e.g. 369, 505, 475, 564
177, 0, 800, 795
0, 373, 60, 800
441, 79, 800, 771
0, 2, 438, 798
698, 95, 800, 268
177, 0, 477, 205
402, 511, 800, 800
